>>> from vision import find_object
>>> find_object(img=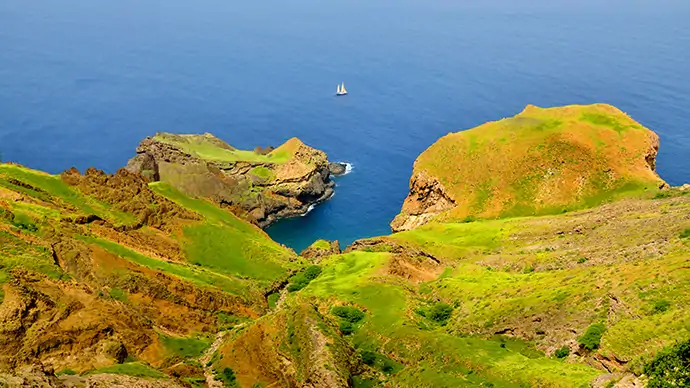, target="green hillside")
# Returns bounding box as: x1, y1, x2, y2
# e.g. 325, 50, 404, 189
1, 104, 688, 387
